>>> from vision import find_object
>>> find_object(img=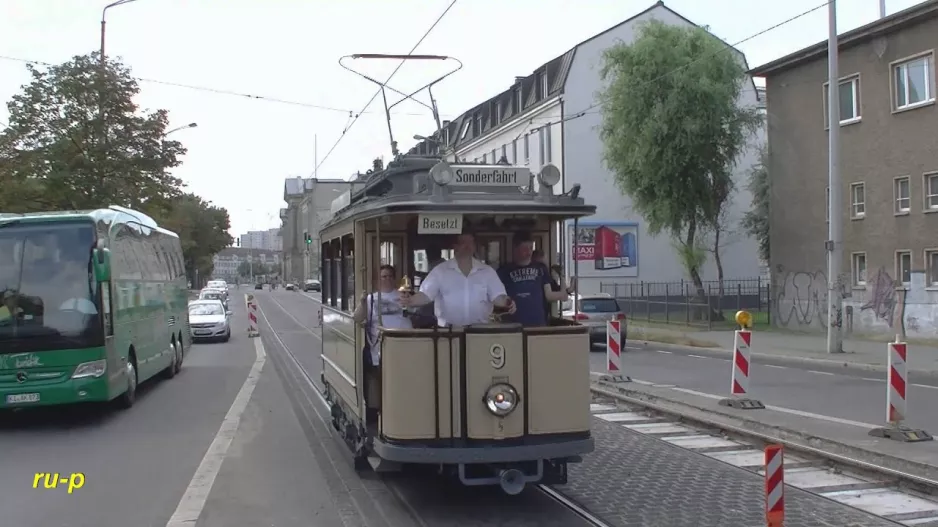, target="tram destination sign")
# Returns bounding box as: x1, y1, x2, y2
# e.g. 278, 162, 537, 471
450, 165, 530, 187
418, 213, 463, 234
